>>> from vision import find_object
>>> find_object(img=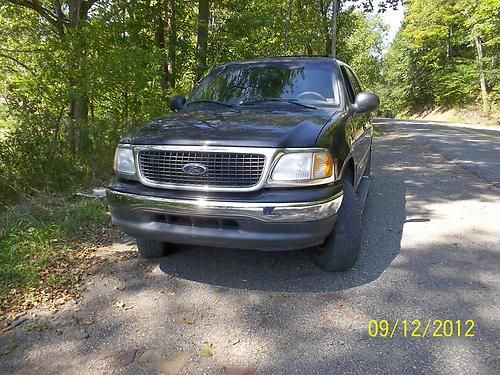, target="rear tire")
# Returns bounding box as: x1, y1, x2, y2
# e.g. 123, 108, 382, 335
136, 238, 170, 258
314, 179, 362, 272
